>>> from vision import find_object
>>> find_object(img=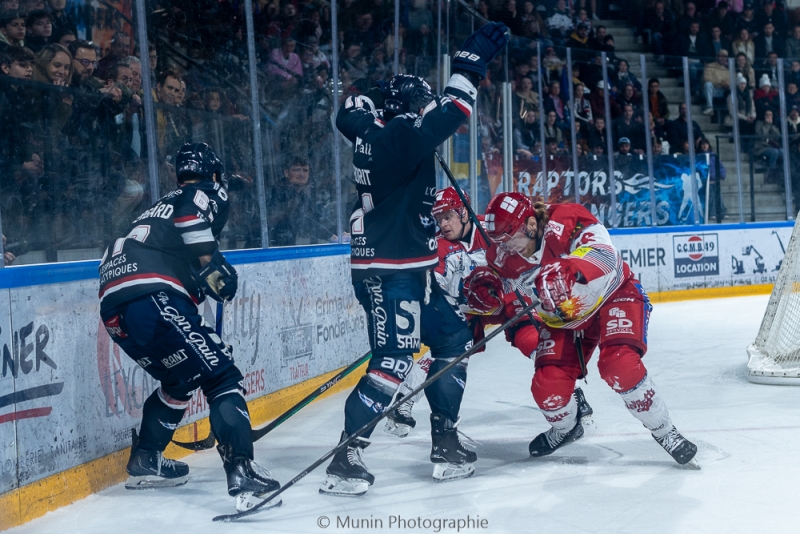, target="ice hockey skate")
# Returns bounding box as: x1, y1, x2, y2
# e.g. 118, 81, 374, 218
529, 405, 584, 458
125, 447, 189, 489
653, 426, 699, 468
320, 432, 374, 497
574, 387, 595, 433
384, 400, 416, 437
429, 413, 477, 482
224, 457, 282, 512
